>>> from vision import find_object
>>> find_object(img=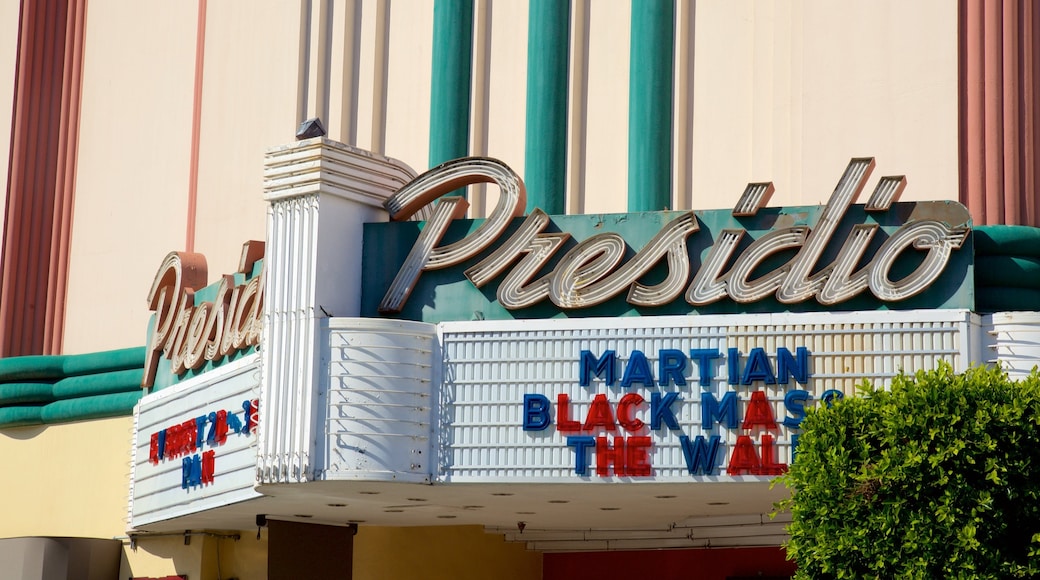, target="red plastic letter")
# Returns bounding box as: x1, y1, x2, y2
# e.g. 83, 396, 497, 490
626, 436, 652, 476
596, 436, 626, 476
617, 393, 646, 432
727, 435, 761, 475
201, 449, 216, 484
556, 394, 582, 432
741, 390, 778, 430
758, 433, 788, 475
215, 410, 228, 444
583, 394, 618, 431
